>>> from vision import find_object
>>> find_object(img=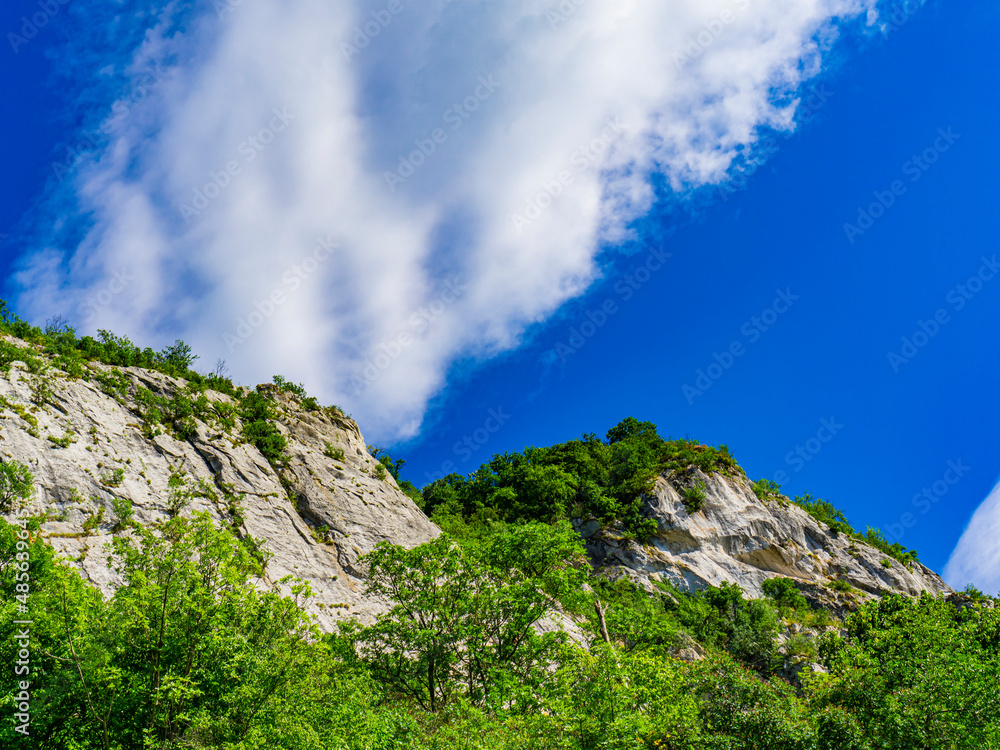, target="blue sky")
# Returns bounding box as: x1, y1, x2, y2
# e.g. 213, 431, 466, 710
1, 0, 998, 590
